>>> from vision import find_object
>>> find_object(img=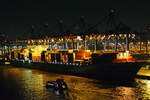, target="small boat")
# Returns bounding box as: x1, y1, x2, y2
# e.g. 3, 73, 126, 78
46, 79, 68, 90
46, 81, 57, 88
